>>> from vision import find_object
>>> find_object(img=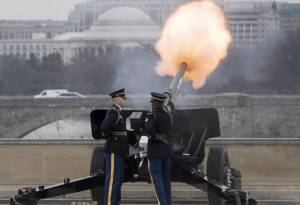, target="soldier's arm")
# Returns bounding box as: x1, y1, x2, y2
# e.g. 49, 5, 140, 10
100, 110, 118, 137
144, 113, 158, 138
